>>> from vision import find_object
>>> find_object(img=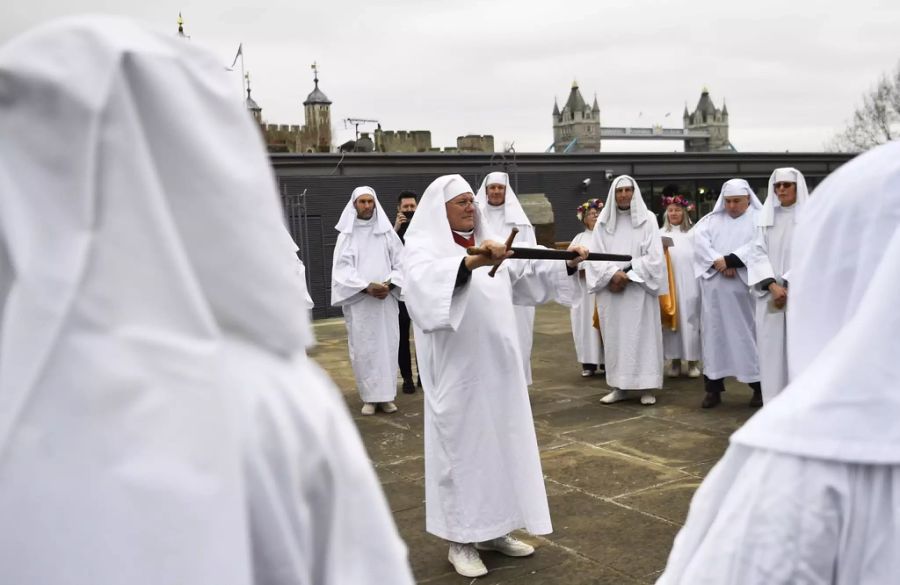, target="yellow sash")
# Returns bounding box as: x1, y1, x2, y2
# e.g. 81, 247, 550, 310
659, 249, 678, 331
